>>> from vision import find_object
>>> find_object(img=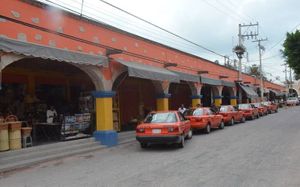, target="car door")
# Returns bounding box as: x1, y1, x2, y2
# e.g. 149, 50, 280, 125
228, 106, 235, 120
207, 109, 217, 127
177, 112, 189, 135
